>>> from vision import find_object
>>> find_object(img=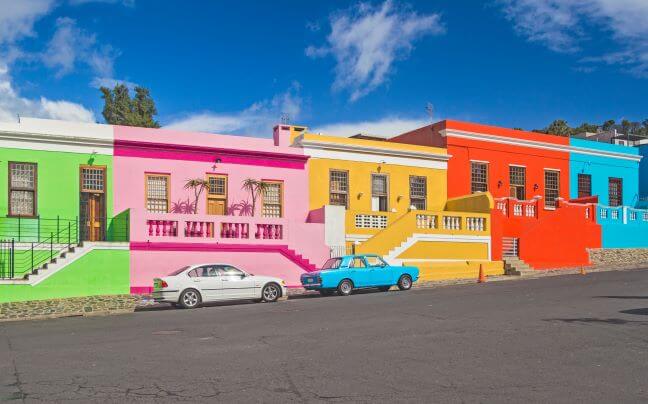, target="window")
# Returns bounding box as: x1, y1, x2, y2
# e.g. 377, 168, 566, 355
577, 174, 592, 198
609, 178, 623, 207
471, 162, 488, 193
409, 176, 427, 210
329, 170, 348, 208
371, 174, 389, 212
218, 265, 245, 277
365, 256, 387, 267
350, 257, 366, 268
544, 170, 560, 209
322, 258, 342, 270
146, 174, 169, 213
80, 167, 105, 192
9, 162, 37, 216
262, 182, 283, 218
206, 175, 227, 215
509, 166, 526, 200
